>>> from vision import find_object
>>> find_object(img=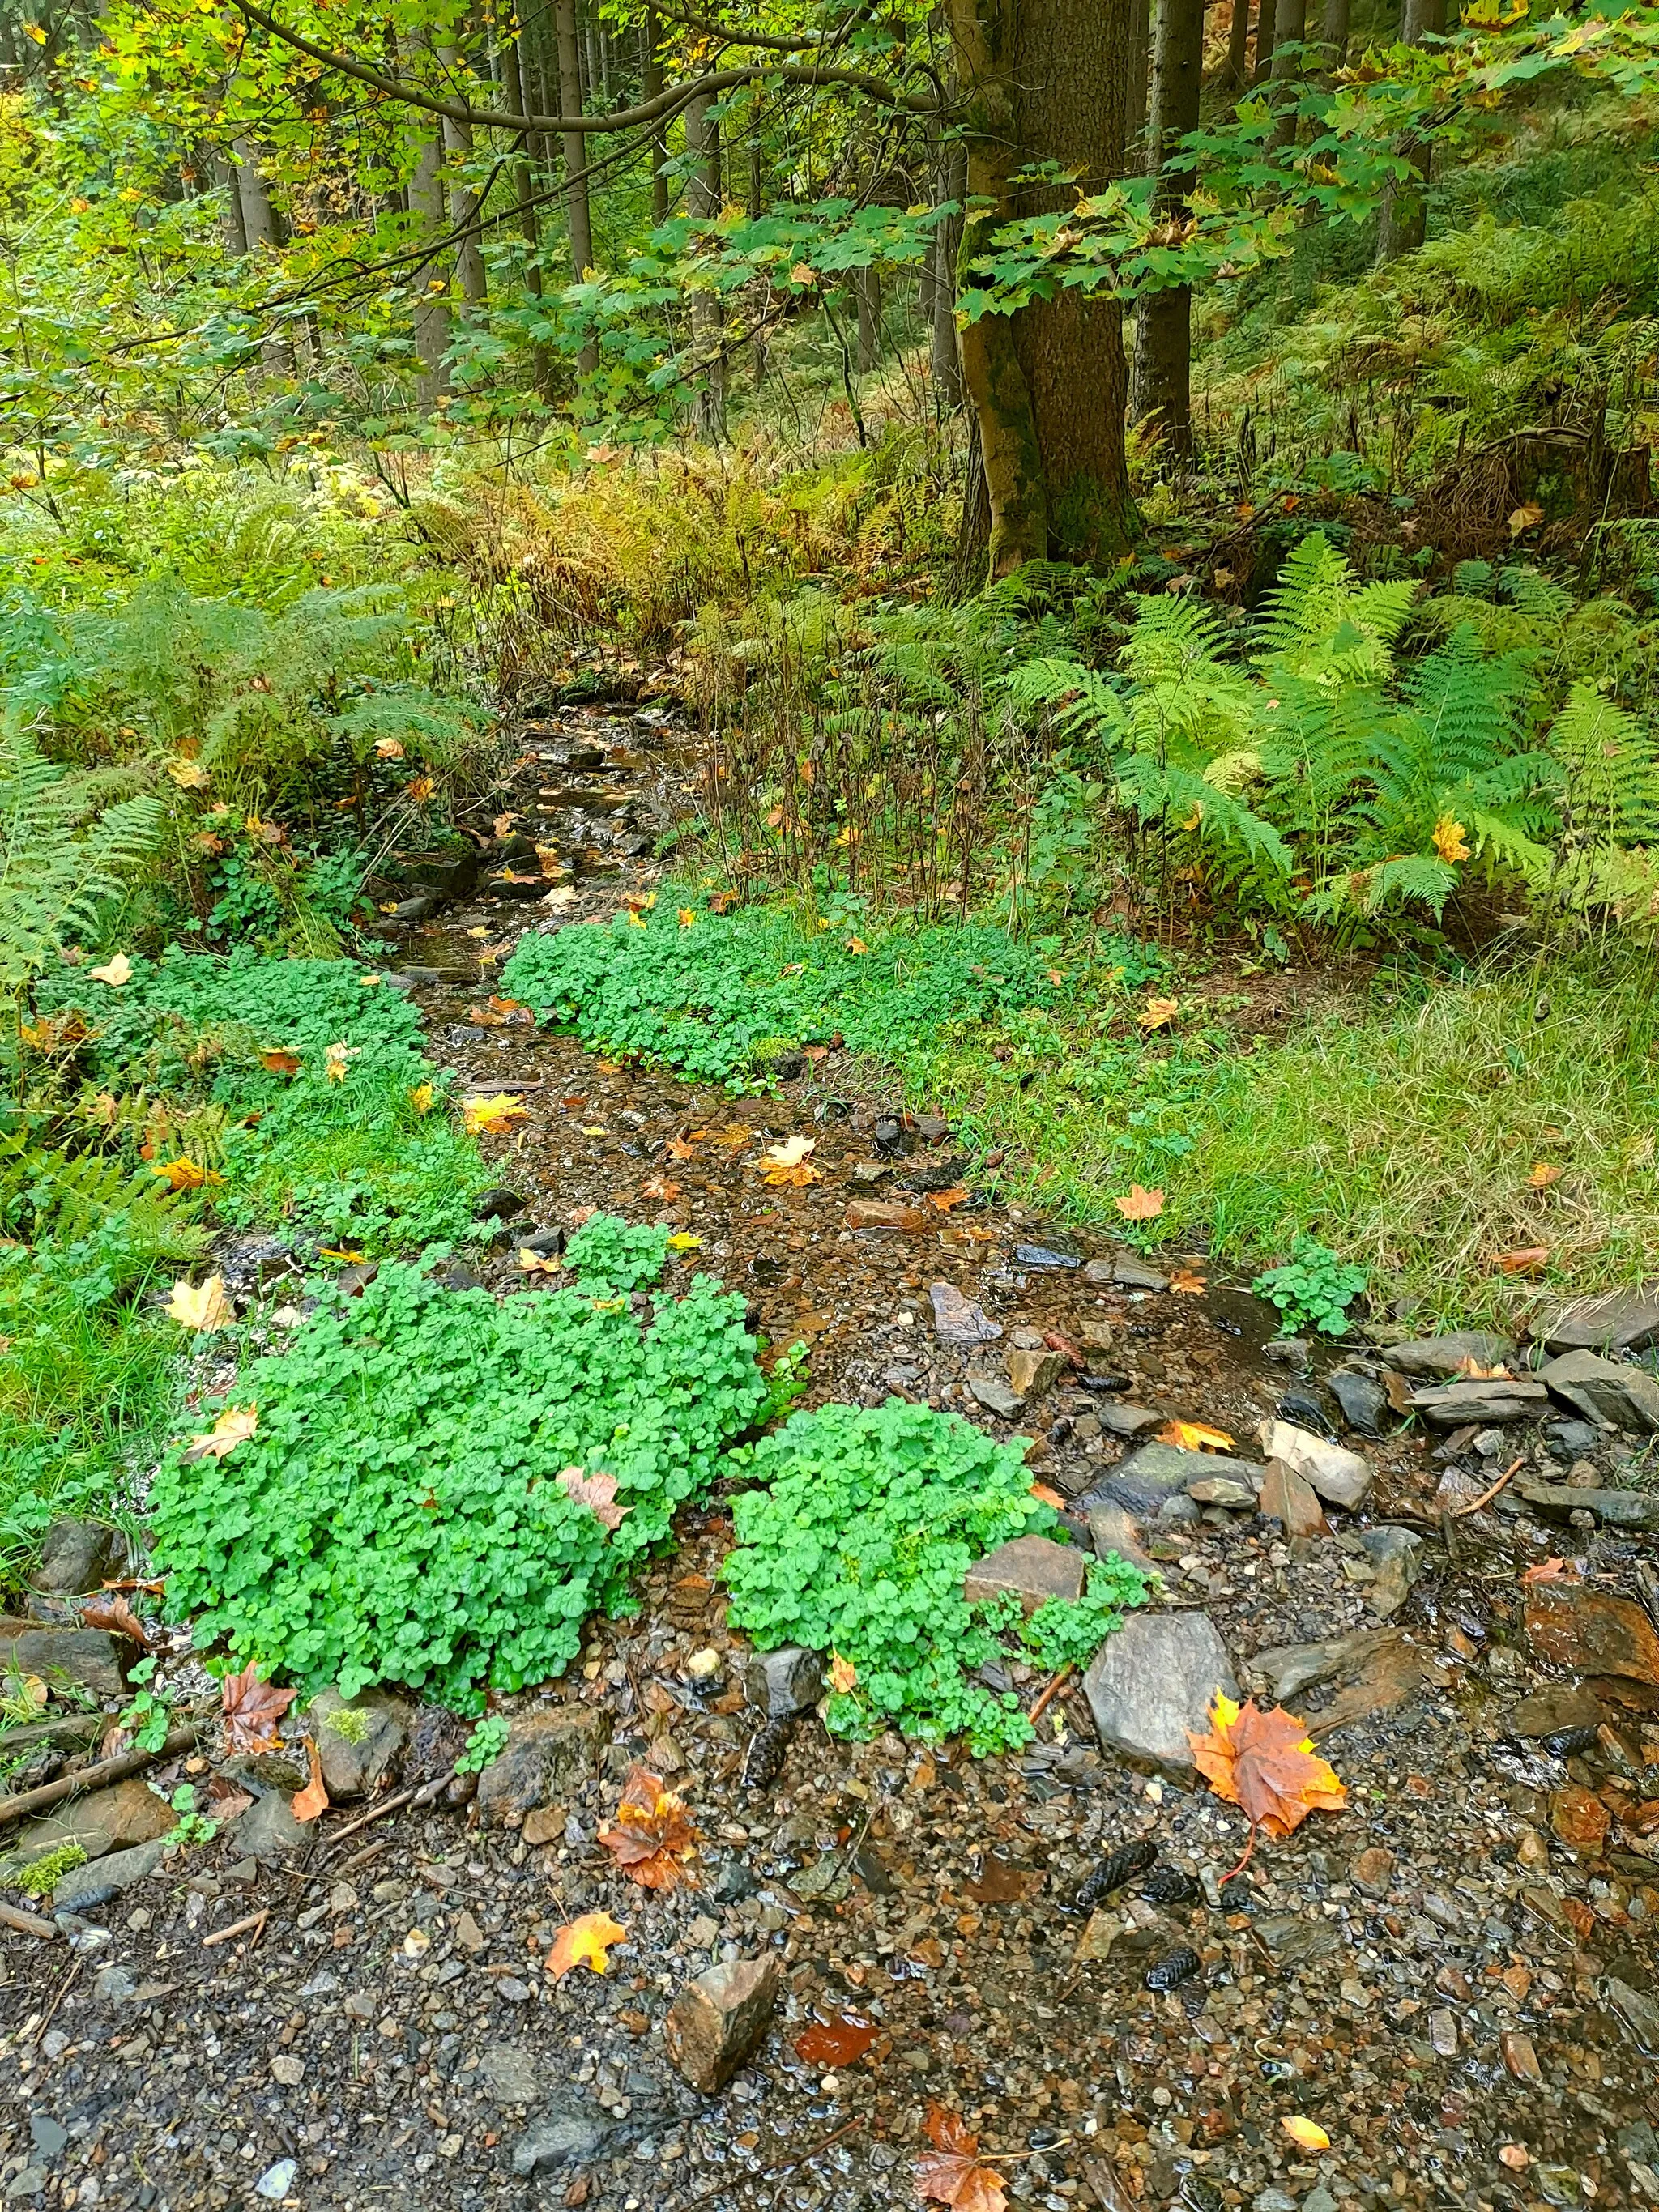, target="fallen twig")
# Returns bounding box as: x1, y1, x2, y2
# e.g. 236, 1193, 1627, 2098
1450, 1455, 1524, 1519
316, 1766, 456, 1859
682, 2113, 867, 2212
0, 1900, 59, 1941
0, 1723, 201, 1831
30, 1955, 81, 2046
1027, 1664, 1074, 1728
203, 1909, 267, 1950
